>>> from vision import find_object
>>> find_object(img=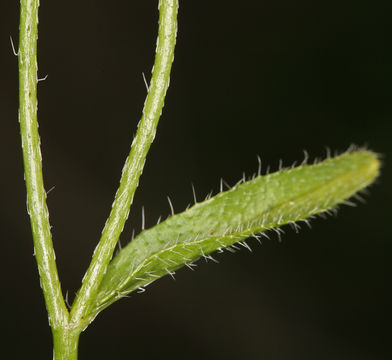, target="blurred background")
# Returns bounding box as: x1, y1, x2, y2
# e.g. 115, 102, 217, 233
0, 1, 390, 359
